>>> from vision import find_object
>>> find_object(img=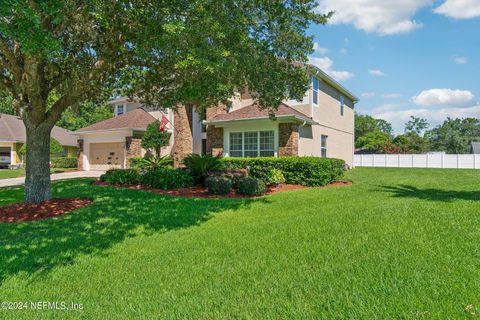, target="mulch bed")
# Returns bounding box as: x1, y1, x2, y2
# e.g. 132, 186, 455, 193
0, 198, 92, 223
92, 180, 352, 199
